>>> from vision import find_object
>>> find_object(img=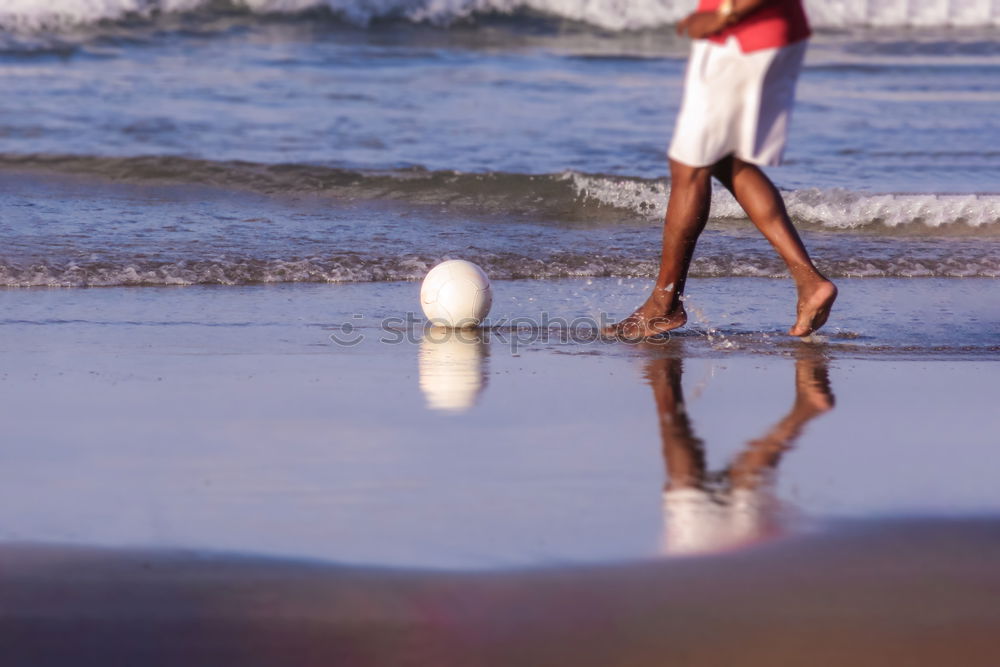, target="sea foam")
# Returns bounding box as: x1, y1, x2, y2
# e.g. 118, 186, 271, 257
3, 153, 997, 232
